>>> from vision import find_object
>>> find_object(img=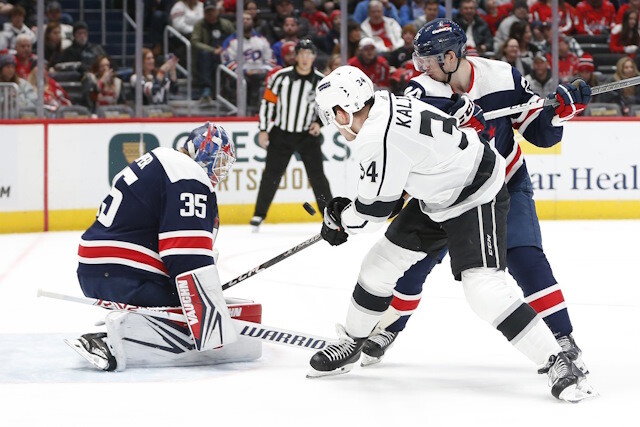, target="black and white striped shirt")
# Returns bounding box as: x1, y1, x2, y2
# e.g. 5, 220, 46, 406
259, 66, 325, 133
